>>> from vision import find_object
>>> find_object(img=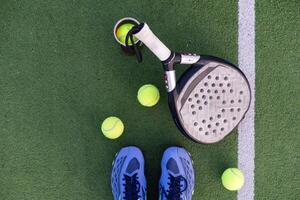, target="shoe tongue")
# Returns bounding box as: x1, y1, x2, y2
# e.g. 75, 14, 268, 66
126, 158, 140, 174
166, 158, 179, 174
